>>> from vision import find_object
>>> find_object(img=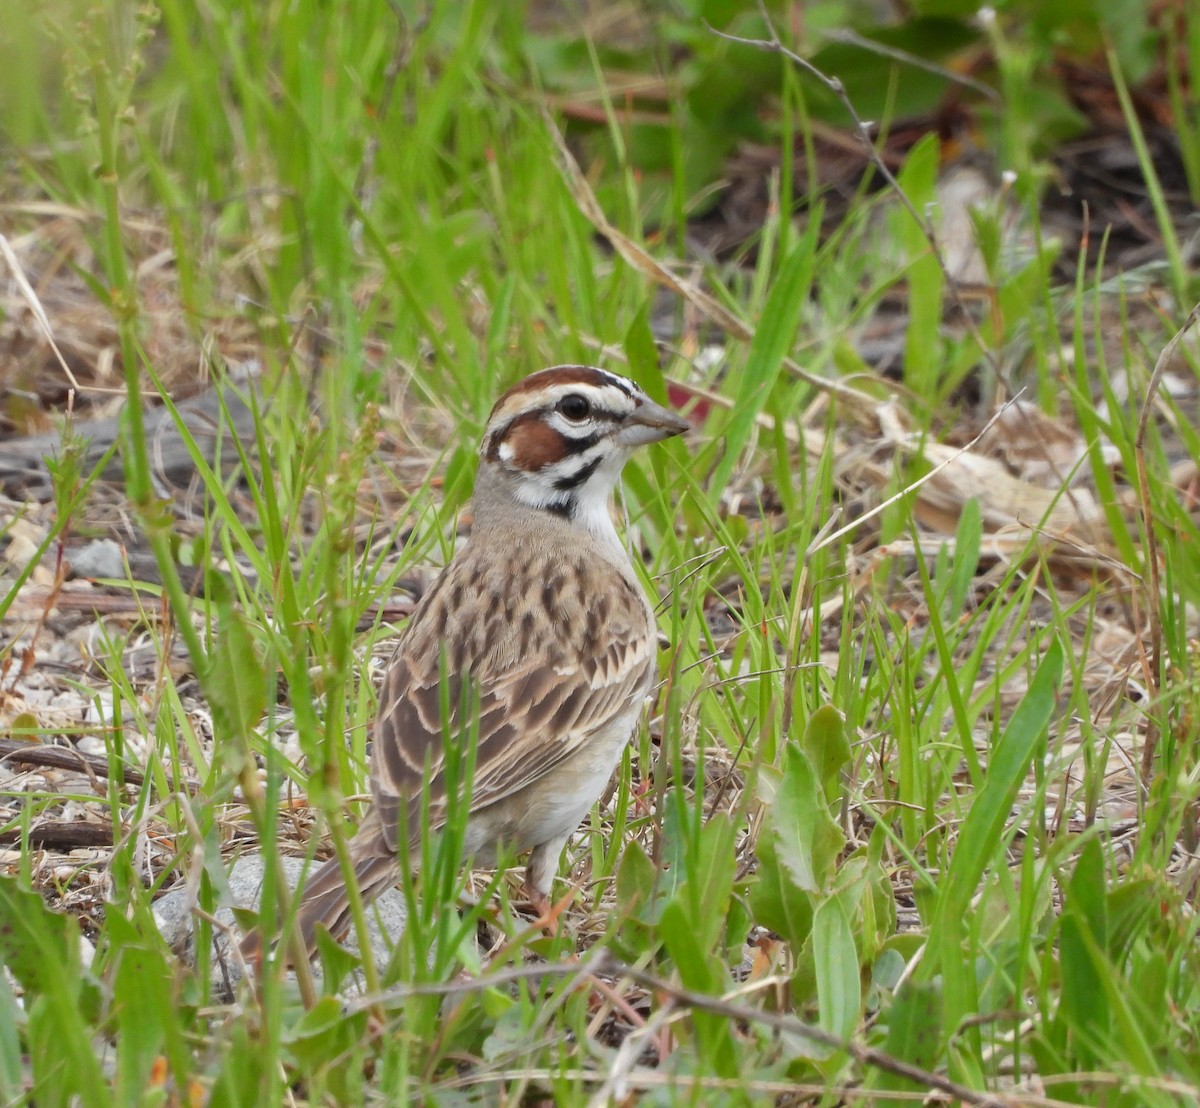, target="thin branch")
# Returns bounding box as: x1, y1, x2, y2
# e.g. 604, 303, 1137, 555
0, 737, 147, 786
0, 821, 114, 848
823, 29, 1001, 102
706, 5, 1006, 388
351, 949, 1018, 1106
604, 956, 1012, 1106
